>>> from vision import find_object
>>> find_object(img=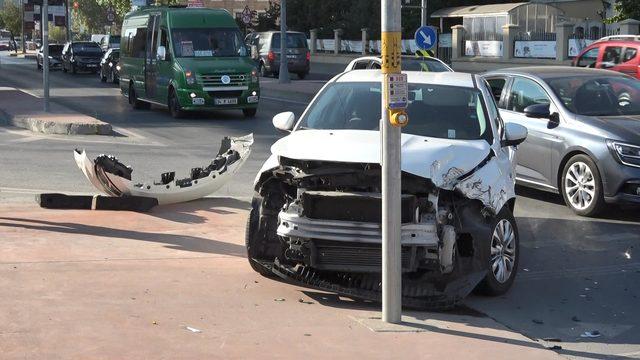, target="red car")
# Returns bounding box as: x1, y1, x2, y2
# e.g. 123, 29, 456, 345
572, 35, 640, 79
